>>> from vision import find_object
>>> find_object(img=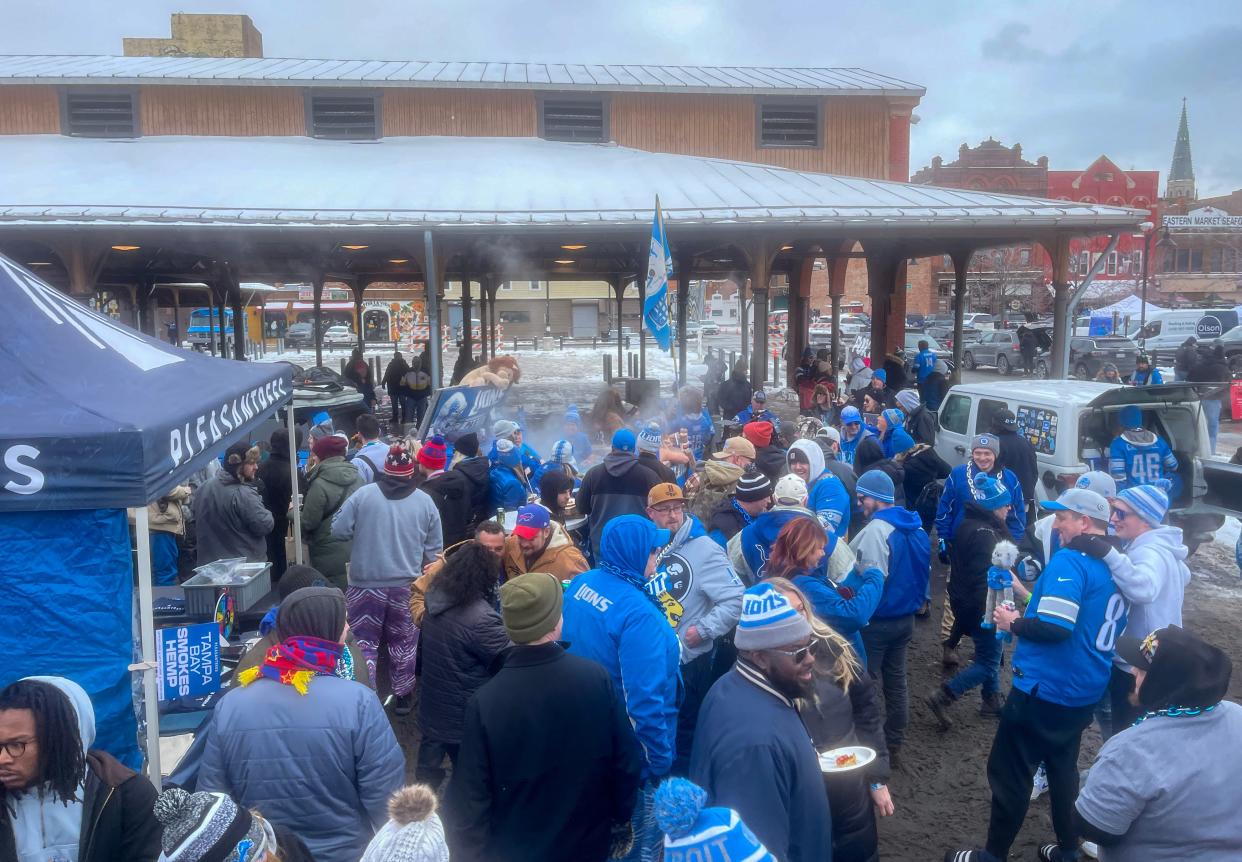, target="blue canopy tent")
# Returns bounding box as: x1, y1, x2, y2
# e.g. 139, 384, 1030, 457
0, 254, 295, 781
